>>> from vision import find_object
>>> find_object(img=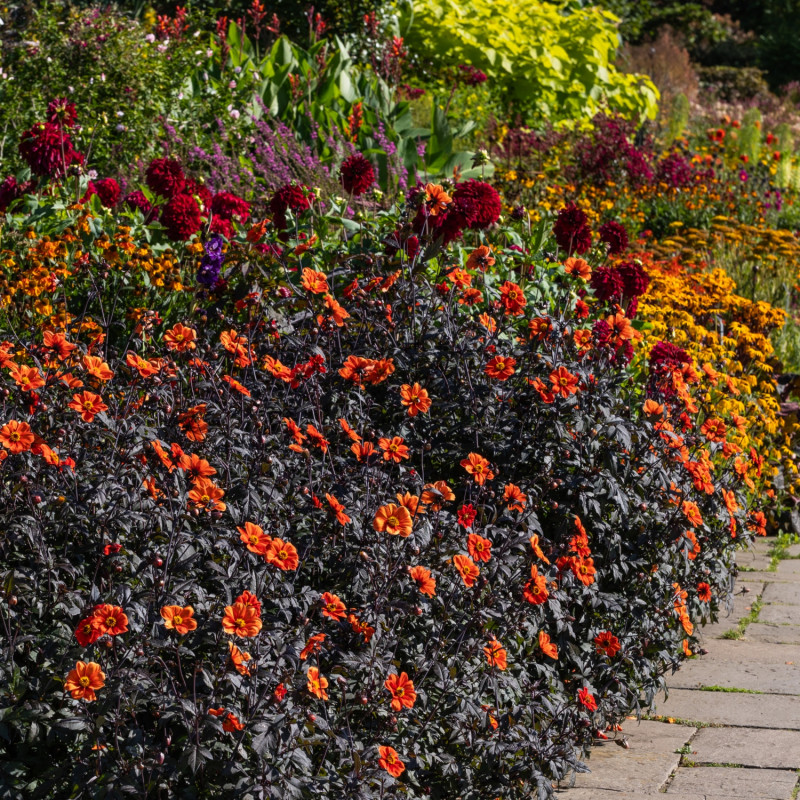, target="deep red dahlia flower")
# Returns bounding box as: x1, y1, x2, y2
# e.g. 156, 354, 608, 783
269, 184, 314, 230
0, 176, 31, 213
340, 154, 375, 196
598, 221, 629, 255
124, 191, 157, 221
451, 180, 501, 229
47, 98, 78, 128
616, 261, 650, 298
94, 178, 121, 208
211, 191, 251, 223
19, 123, 83, 178
209, 217, 234, 239
185, 178, 213, 215
145, 158, 185, 198
160, 193, 202, 241
649, 341, 690, 372
589, 266, 623, 302
553, 203, 592, 255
